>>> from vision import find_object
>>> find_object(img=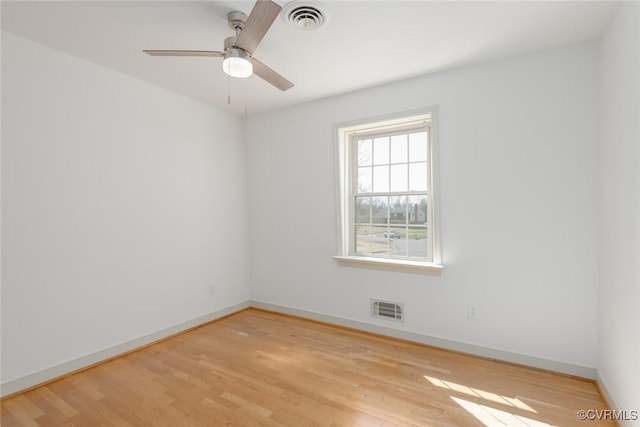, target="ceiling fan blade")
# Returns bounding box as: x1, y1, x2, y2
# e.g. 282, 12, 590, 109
143, 50, 223, 57
235, 0, 281, 54
252, 57, 294, 92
